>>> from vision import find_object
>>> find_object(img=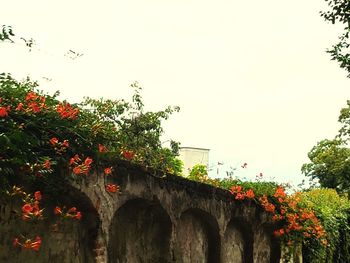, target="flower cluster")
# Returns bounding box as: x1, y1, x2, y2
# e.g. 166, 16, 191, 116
56, 102, 79, 120
16, 91, 47, 114
50, 137, 69, 154
54, 206, 82, 220
229, 185, 255, 200
21, 191, 44, 221
69, 154, 93, 175
13, 236, 42, 251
